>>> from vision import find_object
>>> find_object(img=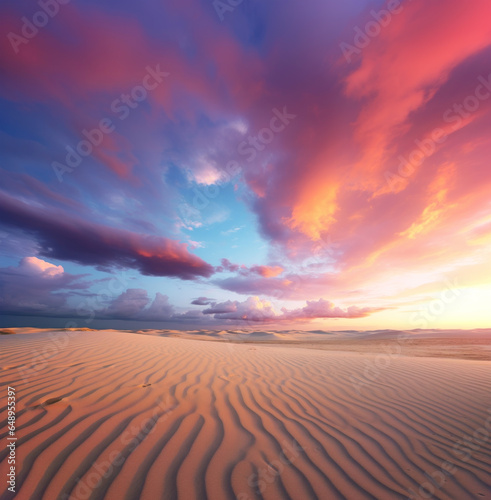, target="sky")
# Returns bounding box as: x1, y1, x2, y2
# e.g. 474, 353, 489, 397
0, 0, 490, 331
